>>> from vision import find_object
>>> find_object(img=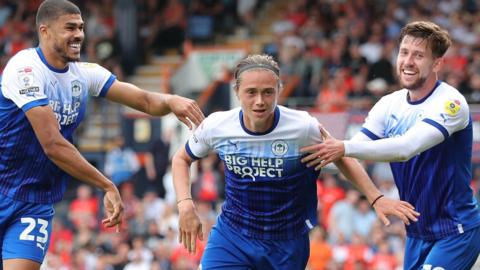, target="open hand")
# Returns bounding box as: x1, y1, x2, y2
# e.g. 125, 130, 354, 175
177, 199, 204, 254
168, 95, 205, 129
372, 196, 420, 226
301, 125, 345, 170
